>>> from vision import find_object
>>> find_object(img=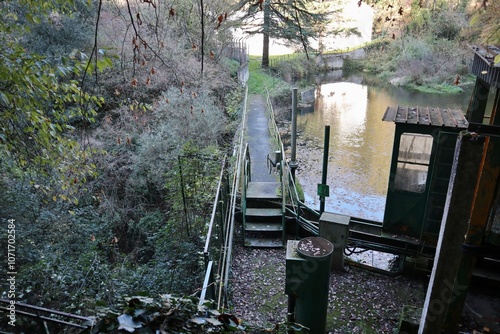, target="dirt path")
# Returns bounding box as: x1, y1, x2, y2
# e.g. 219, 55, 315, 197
229, 228, 427, 333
